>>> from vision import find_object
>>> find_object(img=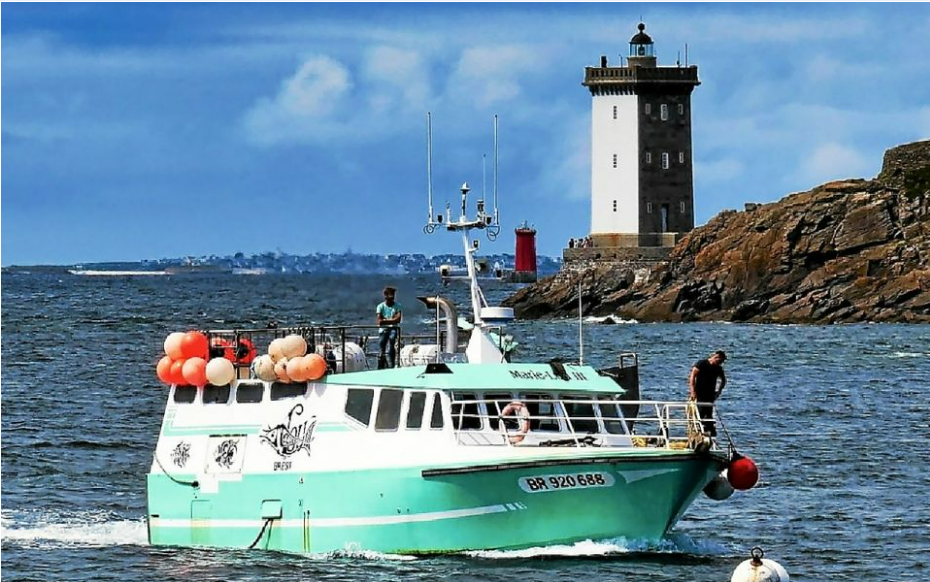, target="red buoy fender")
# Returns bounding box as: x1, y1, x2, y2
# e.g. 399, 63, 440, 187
727, 454, 759, 490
